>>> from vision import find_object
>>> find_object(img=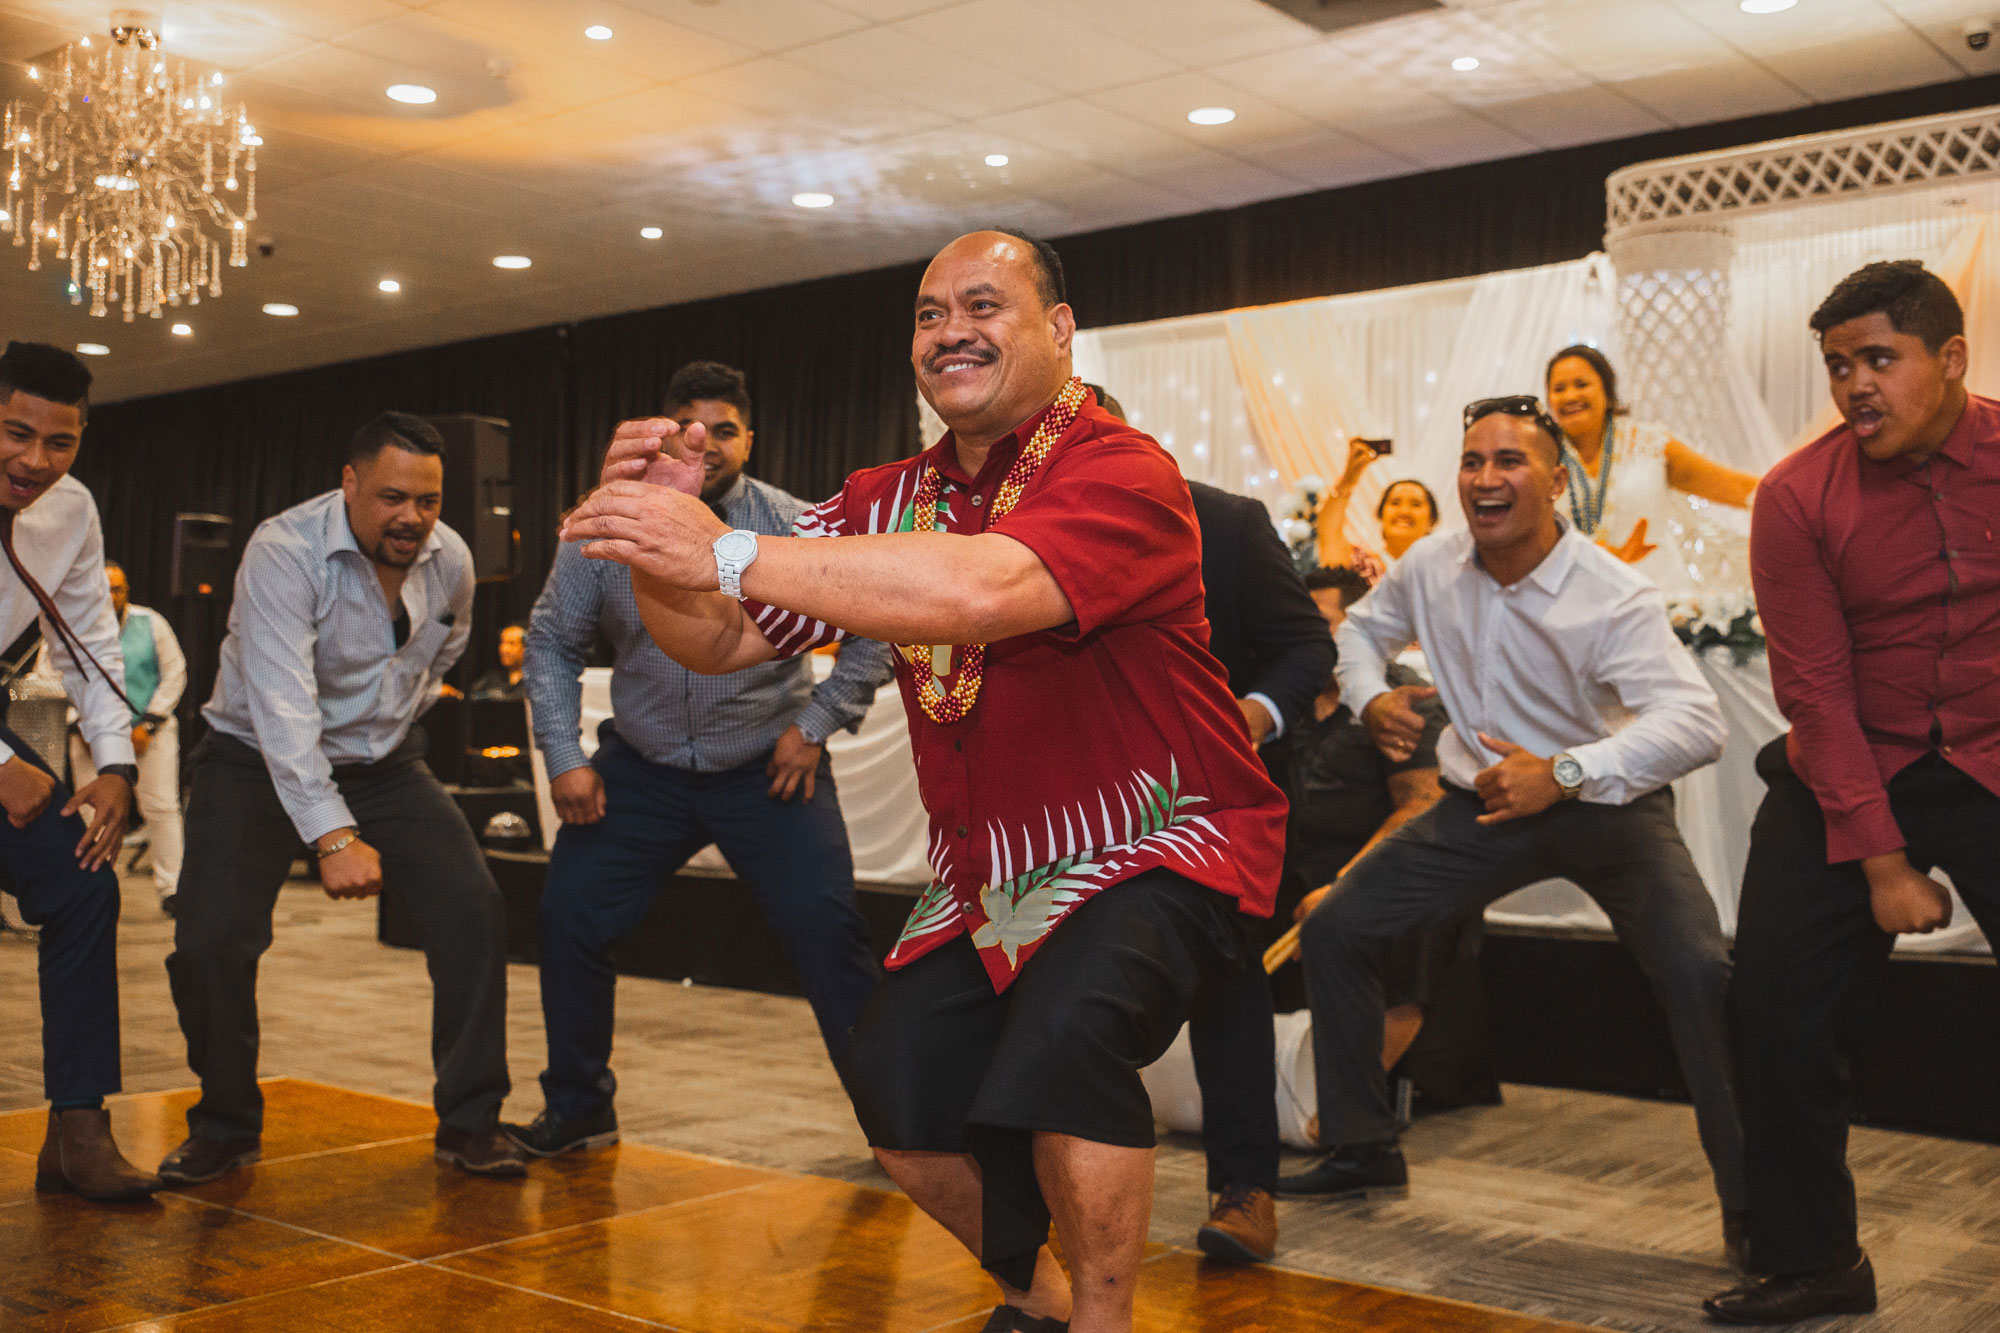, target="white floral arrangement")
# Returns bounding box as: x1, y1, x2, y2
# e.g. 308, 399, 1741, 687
1665, 589, 1765, 662
1275, 473, 1328, 575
